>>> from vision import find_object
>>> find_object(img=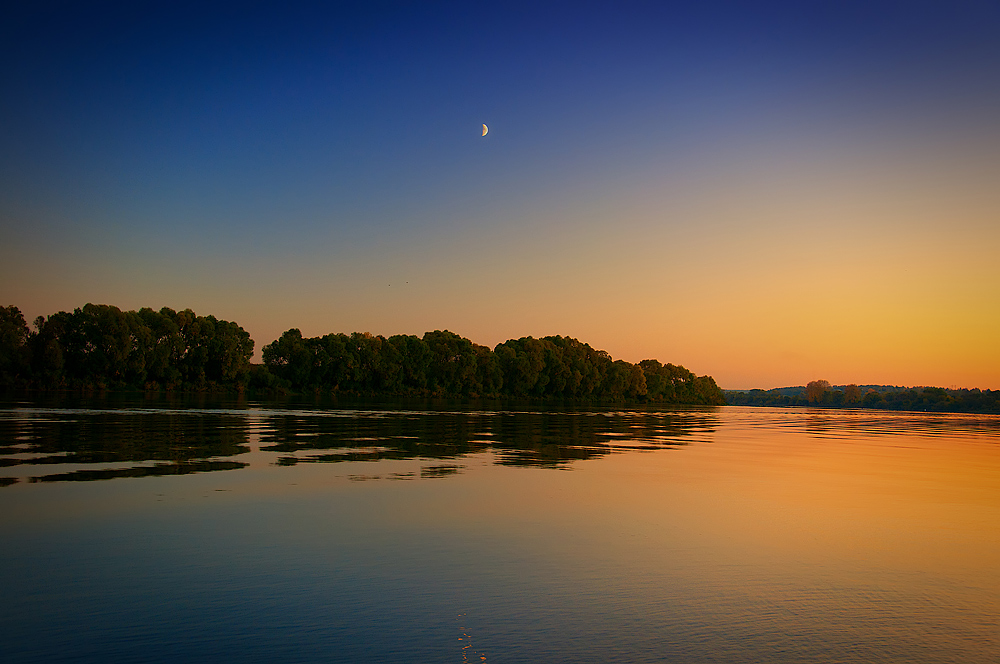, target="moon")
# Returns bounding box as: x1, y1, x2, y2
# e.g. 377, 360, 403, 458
482, 124, 488, 137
